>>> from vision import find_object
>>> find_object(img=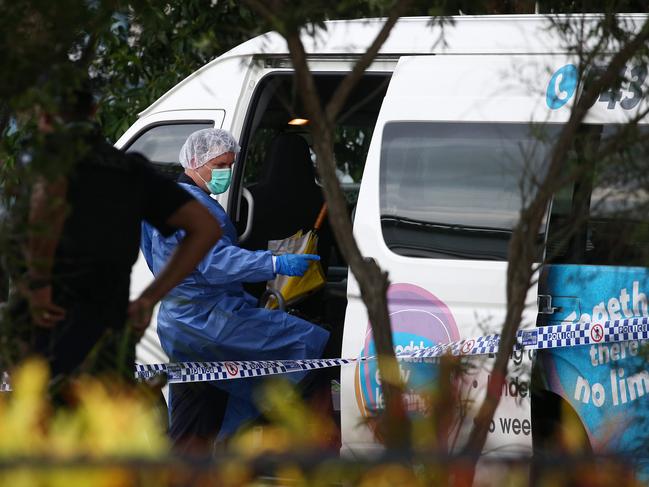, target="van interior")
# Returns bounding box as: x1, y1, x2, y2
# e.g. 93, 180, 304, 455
232, 72, 391, 357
